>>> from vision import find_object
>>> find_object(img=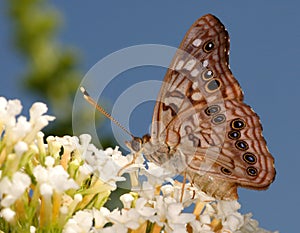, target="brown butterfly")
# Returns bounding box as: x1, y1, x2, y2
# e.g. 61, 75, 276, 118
81, 14, 275, 200
127, 14, 276, 200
